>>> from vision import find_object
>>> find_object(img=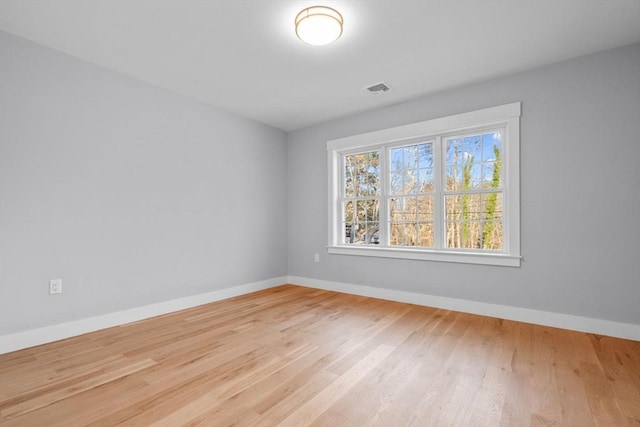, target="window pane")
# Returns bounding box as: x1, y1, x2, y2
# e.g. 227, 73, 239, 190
345, 222, 380, 245
344, 200, 354, 222
344, 154, 358, 197
445, 194, 481, 221
446, 164, 484, 191
418, 168, 433, 193
389, 142, 432, 196
446, 136, 480, 166
482, 132, 502, 163
445, 140, 457, 165
357, 176, 367, 197
445, 221, 481, 249
389, 198, 399, 221
390, 222, 418, 247
464, 194, 482, 220
390, 197, 417, 222
343, 199, 379, 245
481, 220, 503, 250
351, 223, 367, 244
357, 200, 379, 222
343, 200, 355, 243
445, 166, 462, 191
469, 164, 482, 189
464, 135, 482, 160
445, 195, 461, 220
481, 192, 503, 220
390, 222, 433, 247
405, 197, 418, 221
367, 222, 380, 244
445, 190, 489, 249
445, 219, 503, 250
366, 199, 380, 222
418, 143, 433, 168
367, 152, 380, 195
418, 223, 434, 247
389, 223, 402, 246
405, 171, 418, 194
356, 200, 366, 222
462, 221, 483, 249
482, 162, 501, 188
403, 145, 417, 169
390, 147, 403, 171
345, 163, 355, 197
344, 150, 380, 197
390, 170, 403, 195
417, 196, 433, 221
446, 133, 503, 192
367, 150, 379, 165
